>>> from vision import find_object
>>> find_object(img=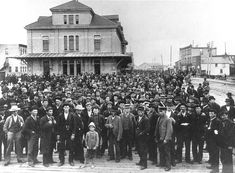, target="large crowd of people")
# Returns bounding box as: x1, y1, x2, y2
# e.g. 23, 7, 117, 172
0, 71, 234, 173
